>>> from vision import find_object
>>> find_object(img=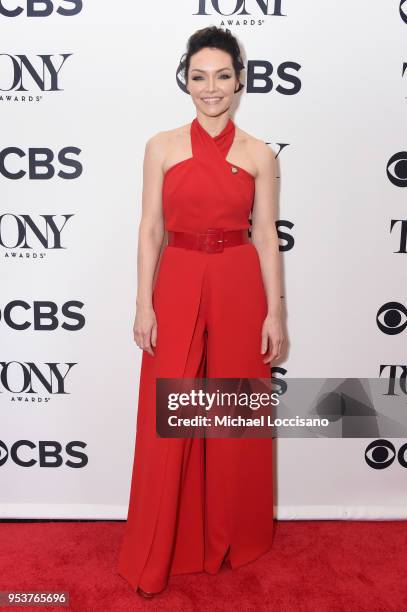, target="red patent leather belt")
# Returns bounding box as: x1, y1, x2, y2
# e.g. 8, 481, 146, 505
167, 228, 249, 253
